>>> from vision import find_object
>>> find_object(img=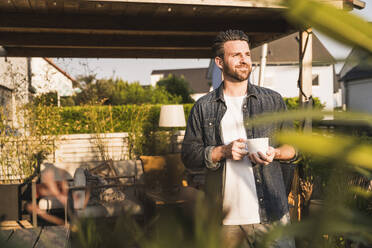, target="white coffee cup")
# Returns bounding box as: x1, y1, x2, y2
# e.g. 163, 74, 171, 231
245, 138, 269, 155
